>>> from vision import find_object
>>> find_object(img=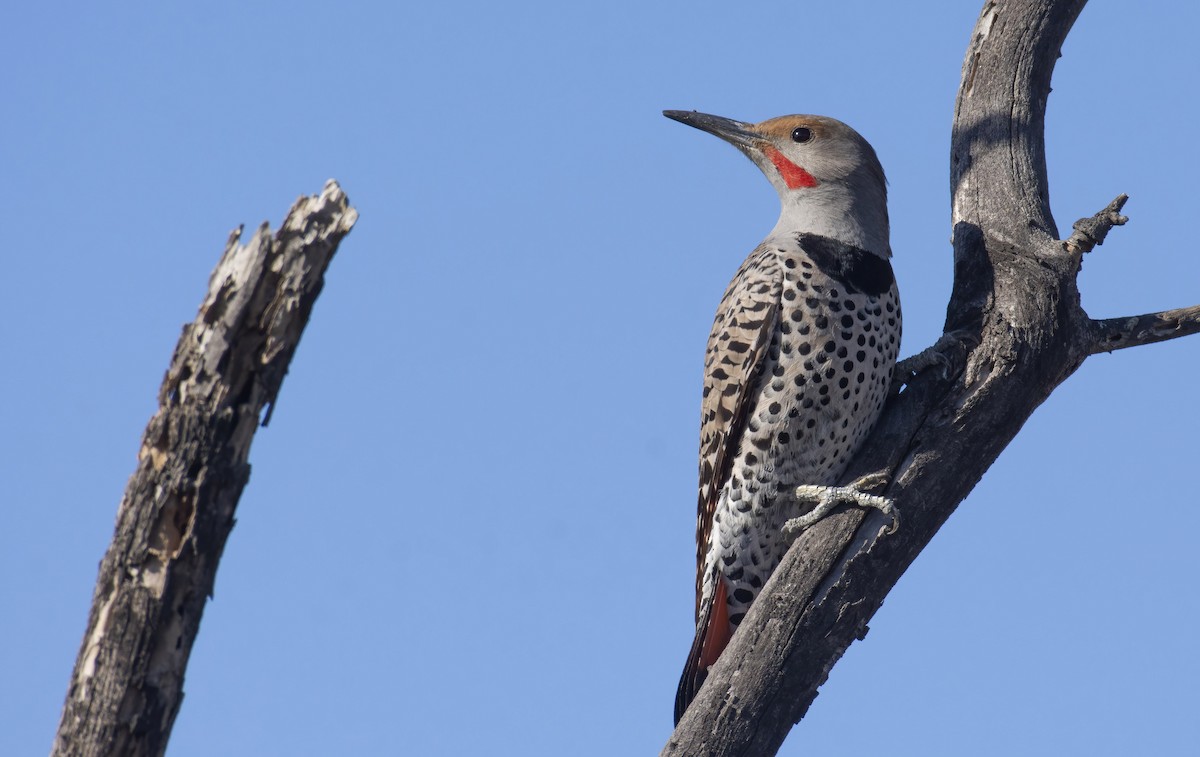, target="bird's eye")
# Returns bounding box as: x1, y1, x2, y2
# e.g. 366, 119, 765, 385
791, 127, 813, 143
